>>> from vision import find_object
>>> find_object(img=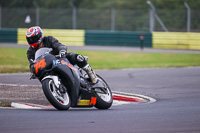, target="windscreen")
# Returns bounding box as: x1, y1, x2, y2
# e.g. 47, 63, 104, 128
35, 48, 52, 60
